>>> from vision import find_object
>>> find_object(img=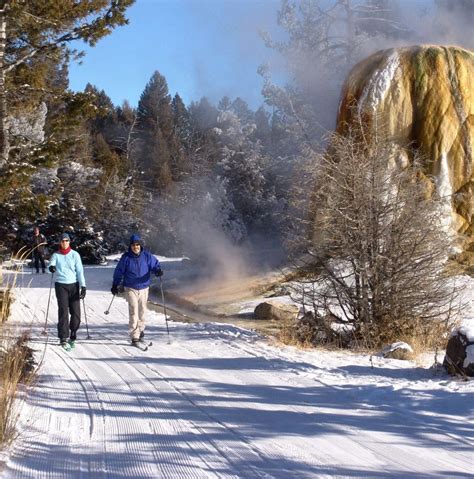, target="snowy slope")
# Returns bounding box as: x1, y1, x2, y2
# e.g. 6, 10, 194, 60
1, 264, 473, 478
